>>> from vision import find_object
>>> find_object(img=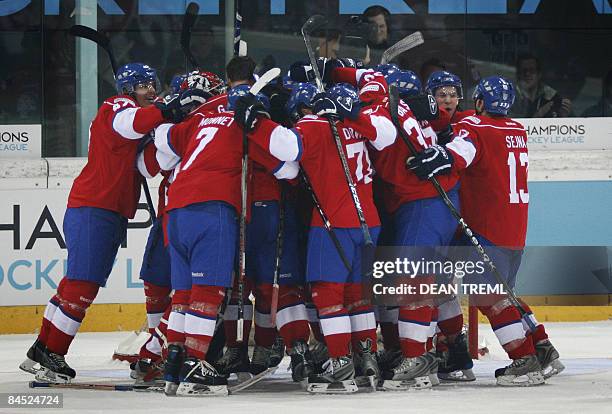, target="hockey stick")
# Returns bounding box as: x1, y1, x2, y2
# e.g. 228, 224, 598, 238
269, 184, 285, 325
69, 24, 157, 223
233, 0, 247, 56
300, 170, 352, 272
236, 68, 283, 342
30, 381, 134, 392
387, 84, 537, 331
301, 15, 374, 248
380, 31, 425, 65
181, 2, 200, 70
